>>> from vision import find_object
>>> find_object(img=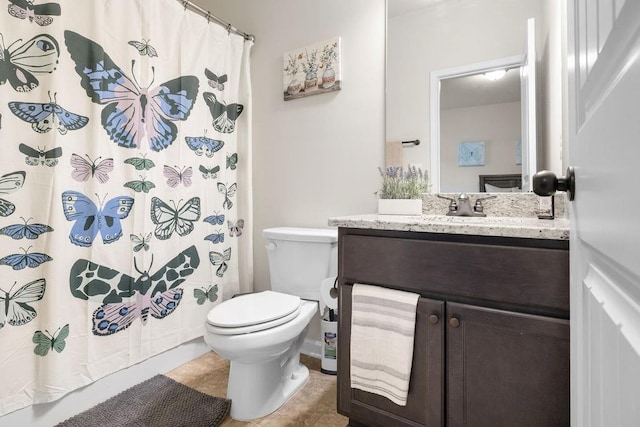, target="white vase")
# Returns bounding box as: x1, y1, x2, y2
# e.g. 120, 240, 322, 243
377, 199, 423, 215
